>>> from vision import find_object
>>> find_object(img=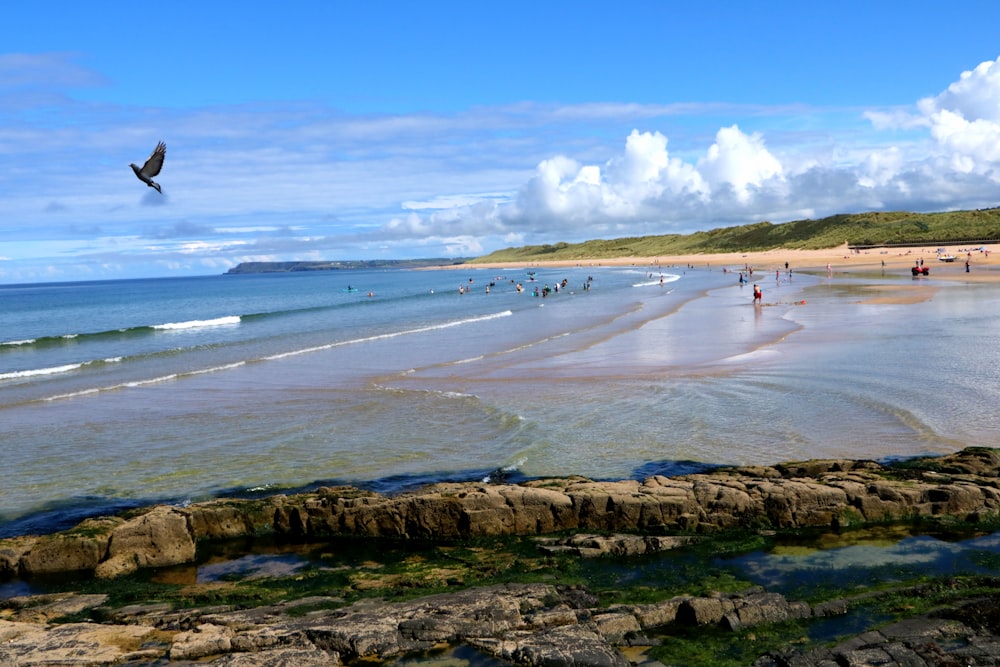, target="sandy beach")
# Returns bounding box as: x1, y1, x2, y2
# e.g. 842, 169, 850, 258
462, 242, 999, 284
